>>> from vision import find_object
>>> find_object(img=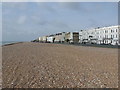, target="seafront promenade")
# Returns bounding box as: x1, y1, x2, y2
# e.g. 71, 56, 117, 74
2, 42, 118, 88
